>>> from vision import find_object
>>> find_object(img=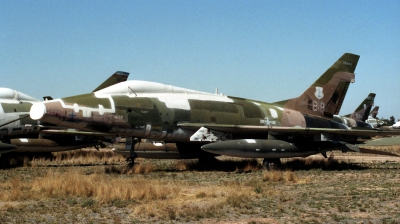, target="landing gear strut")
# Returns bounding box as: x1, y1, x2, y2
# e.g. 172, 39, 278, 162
126, 155, 135, 169
262, 158, 281, 170
126, 137, 139, 169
